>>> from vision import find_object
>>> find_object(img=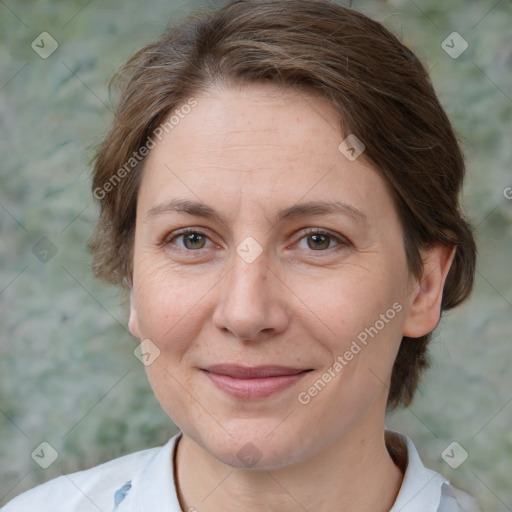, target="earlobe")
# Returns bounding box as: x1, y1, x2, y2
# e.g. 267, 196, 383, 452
402, 244, 456, 338
128, 289, 142, 339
